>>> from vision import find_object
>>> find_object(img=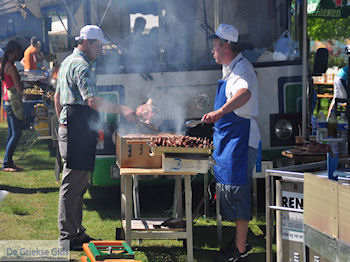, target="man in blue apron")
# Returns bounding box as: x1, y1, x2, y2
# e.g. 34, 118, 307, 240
202, 24, 260, 262
54, 25, 137, 251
